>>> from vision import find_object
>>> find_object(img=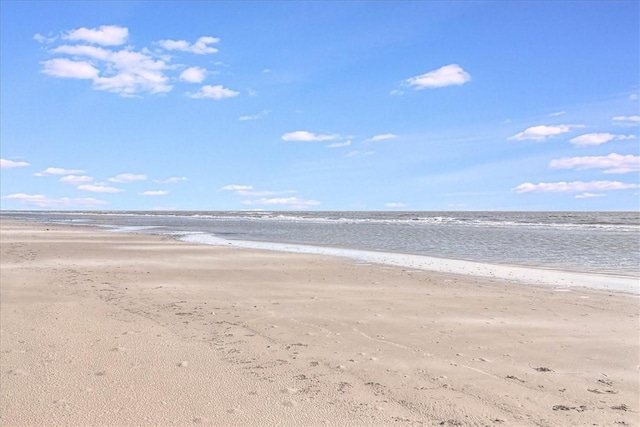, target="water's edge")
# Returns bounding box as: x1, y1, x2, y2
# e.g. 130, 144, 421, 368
177, 232, 639, 295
